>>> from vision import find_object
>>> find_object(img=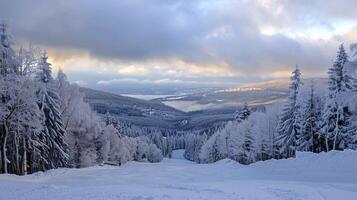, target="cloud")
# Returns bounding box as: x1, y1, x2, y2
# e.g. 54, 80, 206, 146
97, 78, 151, 85
1, 0, 357, 87
118, 65, 149, 76
72, 80, 88, 86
